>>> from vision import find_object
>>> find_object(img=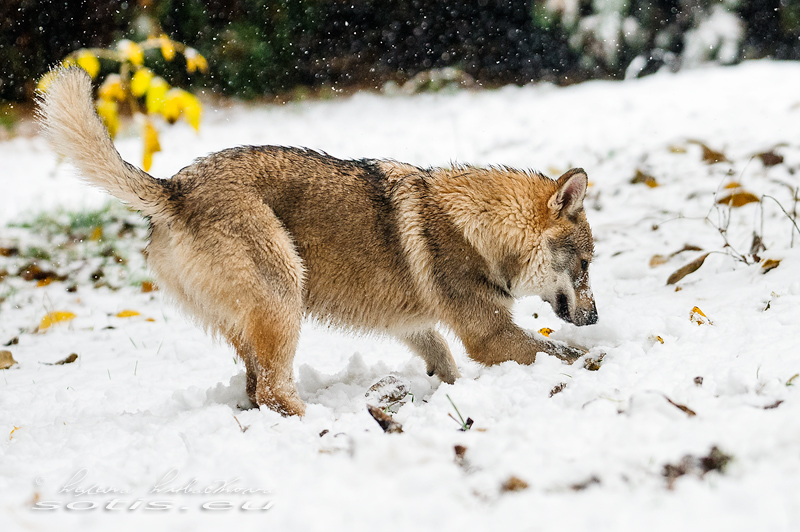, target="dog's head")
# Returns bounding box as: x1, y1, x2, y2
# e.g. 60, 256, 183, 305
525, 168, 597, 326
